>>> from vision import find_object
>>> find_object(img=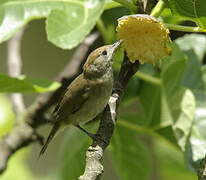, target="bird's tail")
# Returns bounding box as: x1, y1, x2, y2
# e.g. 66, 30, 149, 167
39, 122, 60, 157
